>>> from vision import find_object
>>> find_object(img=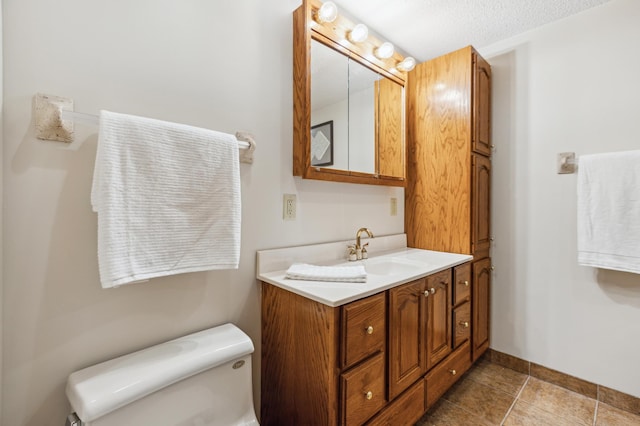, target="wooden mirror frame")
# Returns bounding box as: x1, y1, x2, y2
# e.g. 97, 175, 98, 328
293, 0, 408, 187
